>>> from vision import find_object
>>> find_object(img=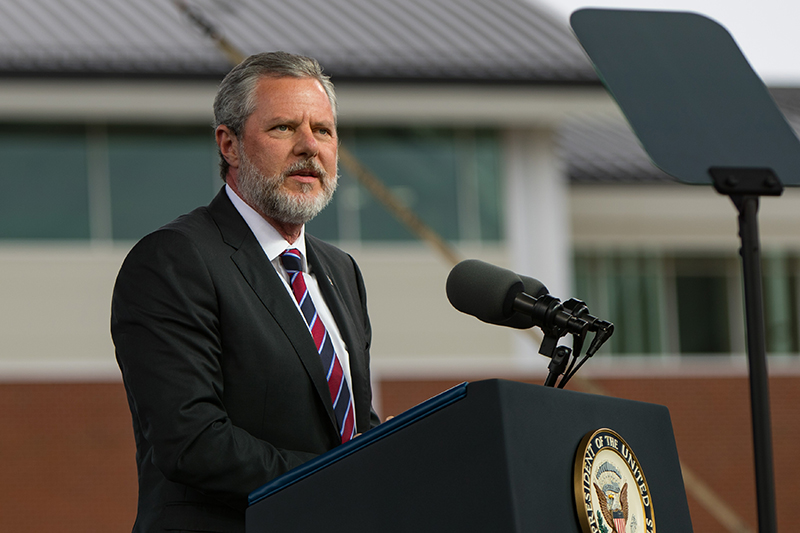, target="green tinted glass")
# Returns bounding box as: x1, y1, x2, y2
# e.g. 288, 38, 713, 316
0, 125, 89, 239
109, 126, 217, 241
